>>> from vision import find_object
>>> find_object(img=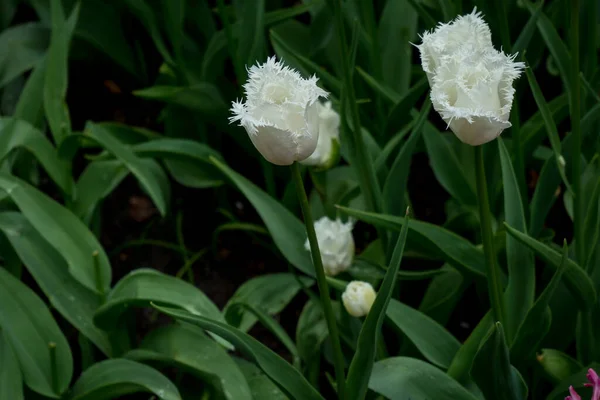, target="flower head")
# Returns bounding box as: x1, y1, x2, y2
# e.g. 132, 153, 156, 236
300, 101, 341, 169
304, 217, 354, 276
229, 57, 328, 165
565, 368, 600, 400
342, 281, 376, 317
416, 9, 524, 146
